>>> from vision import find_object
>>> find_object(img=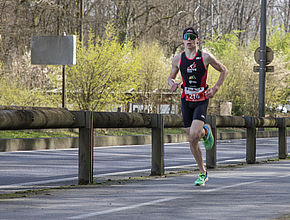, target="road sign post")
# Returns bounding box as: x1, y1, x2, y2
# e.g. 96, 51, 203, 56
253, 42, 274, 126
253, 44, 274, 125
31, 34, 76, 108
253, 46, 274, 73
253, 65, 274, 72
